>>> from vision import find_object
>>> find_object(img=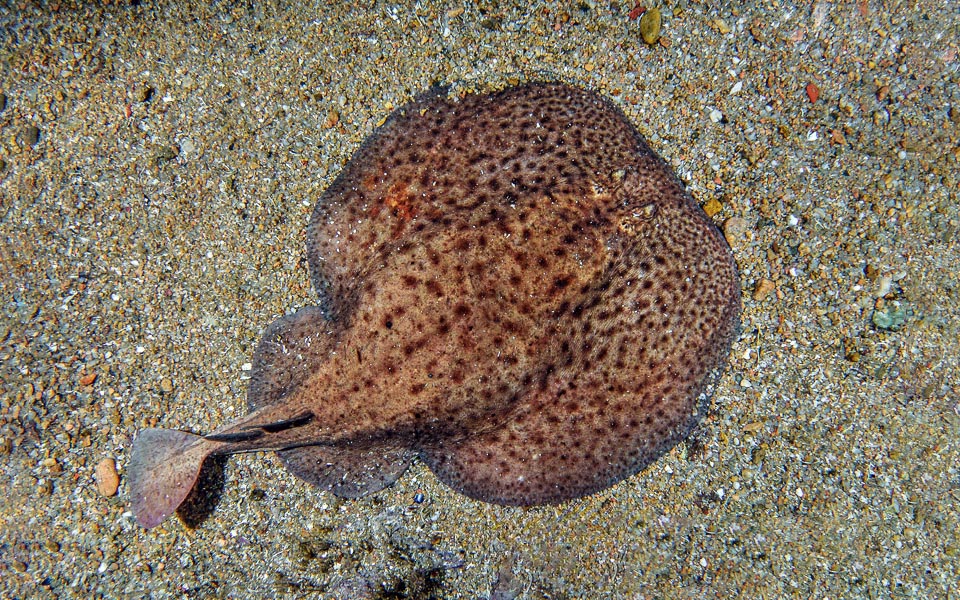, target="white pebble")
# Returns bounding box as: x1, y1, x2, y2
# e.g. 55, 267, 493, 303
709, 109, 723, 123
876, 275, 892, 298
730, 81, 743, 95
